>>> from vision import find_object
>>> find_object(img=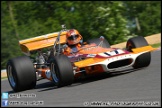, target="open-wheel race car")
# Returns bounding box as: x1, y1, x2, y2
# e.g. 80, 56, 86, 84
6, 25, 157, 92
